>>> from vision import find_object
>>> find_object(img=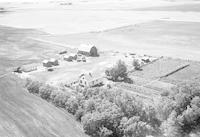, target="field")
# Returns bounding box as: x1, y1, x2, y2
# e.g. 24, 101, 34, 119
0, 25, 89, 137
39, 20, 200, 61
1, 0, 200, 136
0, 75, 87, 137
